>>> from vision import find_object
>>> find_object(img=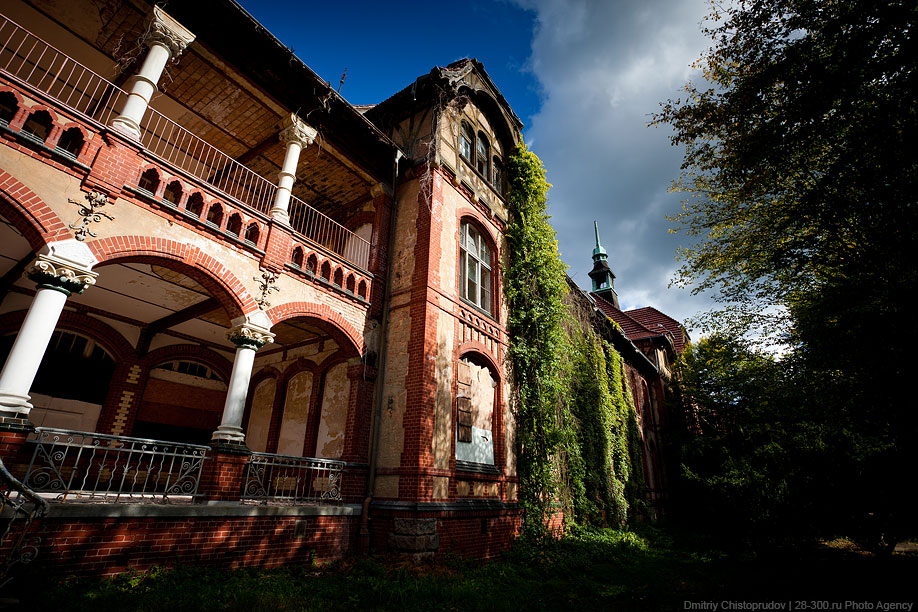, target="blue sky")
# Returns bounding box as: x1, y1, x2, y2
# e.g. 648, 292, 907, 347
238, 0, 714, 333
